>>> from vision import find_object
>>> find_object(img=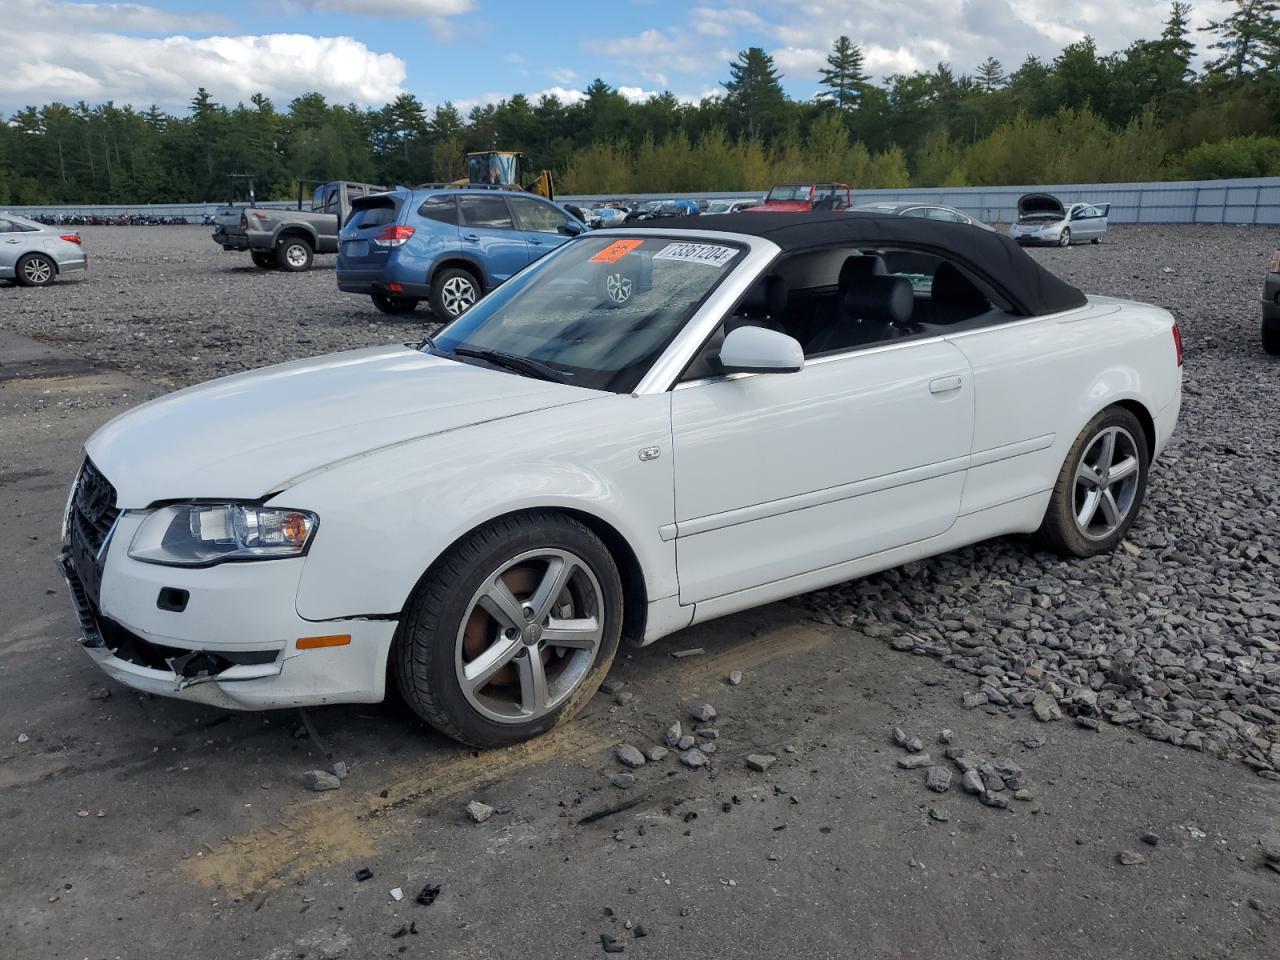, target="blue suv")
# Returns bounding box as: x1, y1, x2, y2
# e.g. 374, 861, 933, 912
336, 186, 586, 317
